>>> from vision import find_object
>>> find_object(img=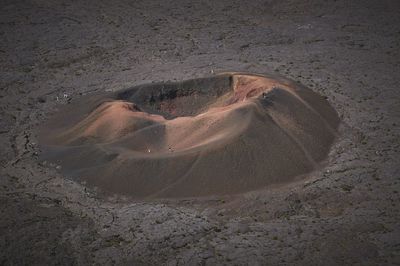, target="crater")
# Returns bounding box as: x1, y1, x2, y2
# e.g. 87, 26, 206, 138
38, 73, 340, 199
